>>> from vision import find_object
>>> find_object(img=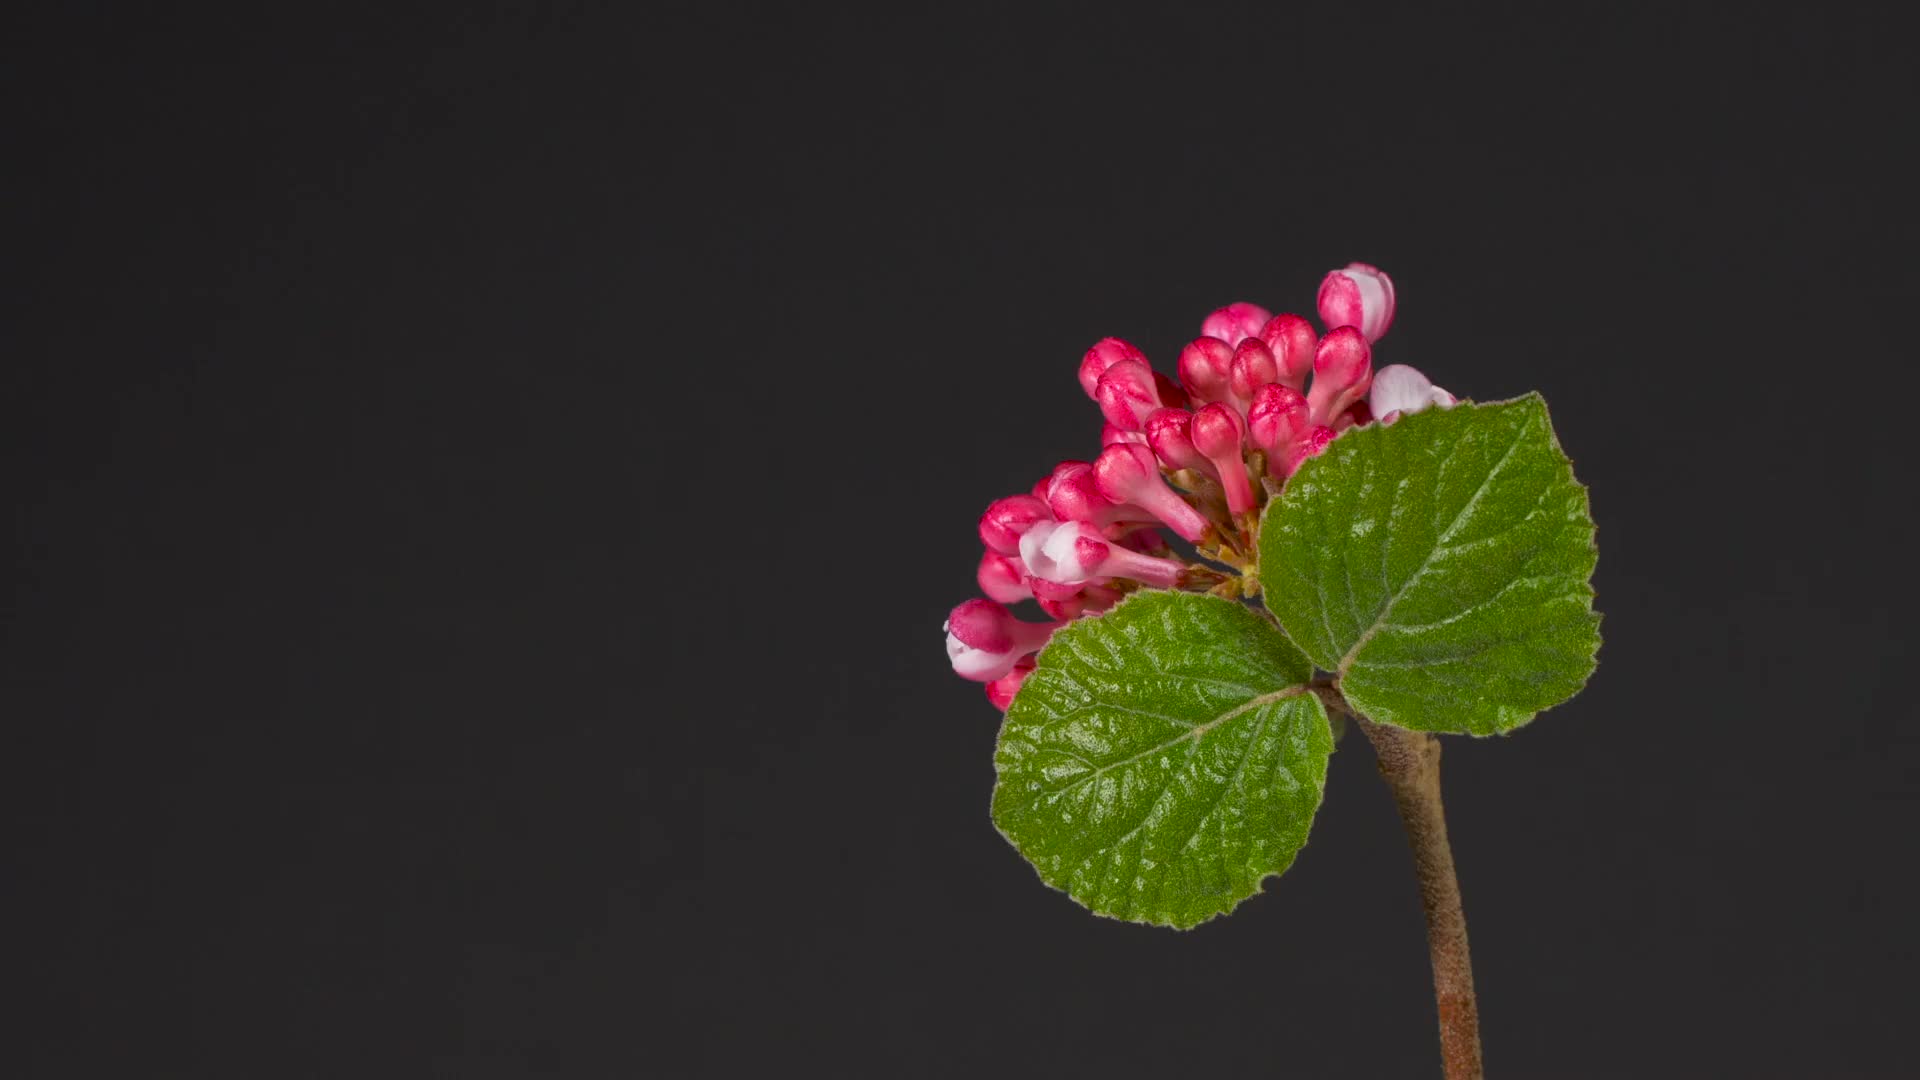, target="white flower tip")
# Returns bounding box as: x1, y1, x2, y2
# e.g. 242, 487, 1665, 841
1021, 520, 1094, 585
1369, 364, 1453, 421
946, 631, 1014, 681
